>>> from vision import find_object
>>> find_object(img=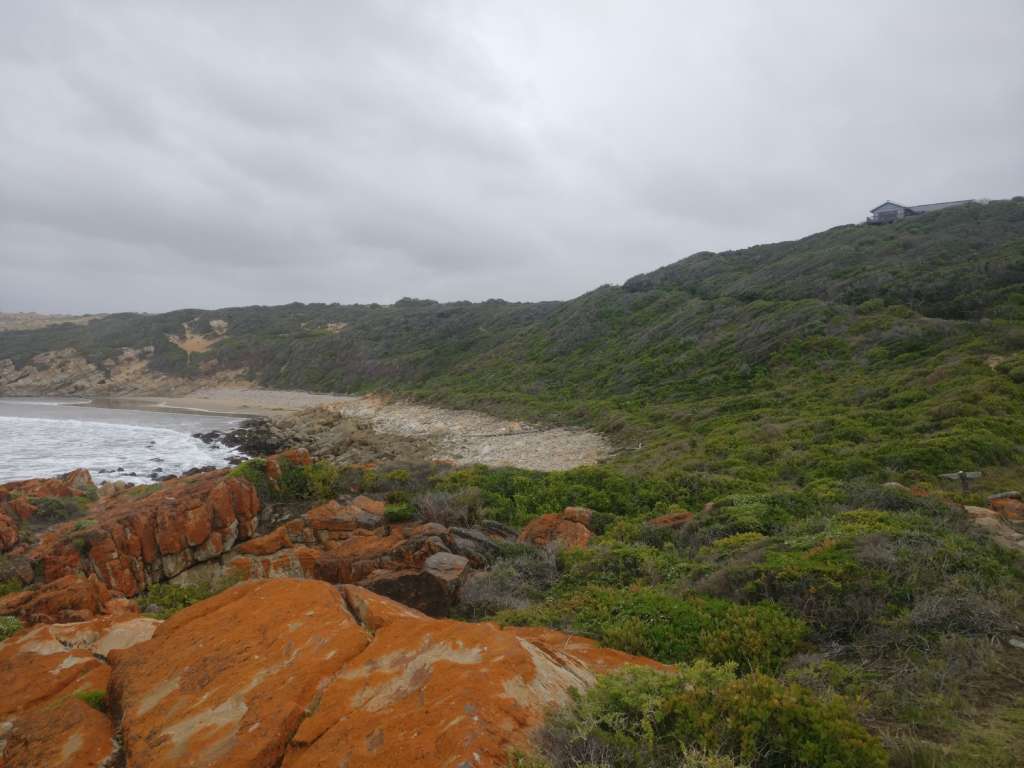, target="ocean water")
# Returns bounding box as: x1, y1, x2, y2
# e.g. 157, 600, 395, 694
0, 398, 245, 484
